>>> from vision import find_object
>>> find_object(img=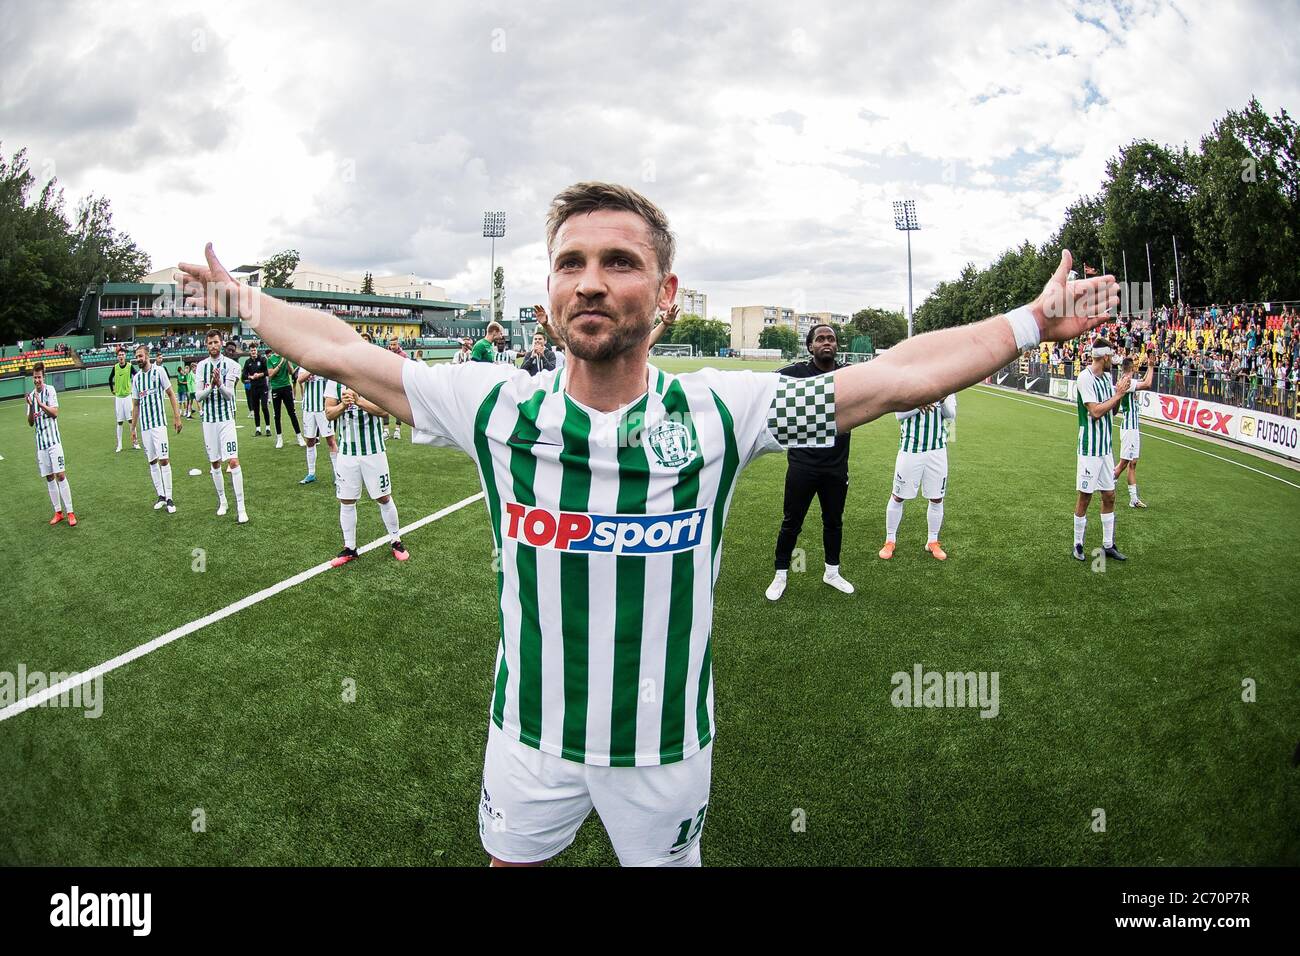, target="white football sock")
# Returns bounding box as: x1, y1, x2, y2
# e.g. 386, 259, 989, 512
229, 466, 245, 508
47, 480, 61, 512
885, 497, 904, 542
926, 500, 944, 543
149, 463, 163, 497
1073, 514, 1086, 547
306, 445, 317, 474
115, 423, 122, 447
340, 502, 358, 549
57, 478, 73, 512
1129, 483, 1139, 502
211, 467, 227, 501
1101, 512, 1115, 548
378, 498, 401, 540
160, 464, 173, 499
329, 450, 338, 474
